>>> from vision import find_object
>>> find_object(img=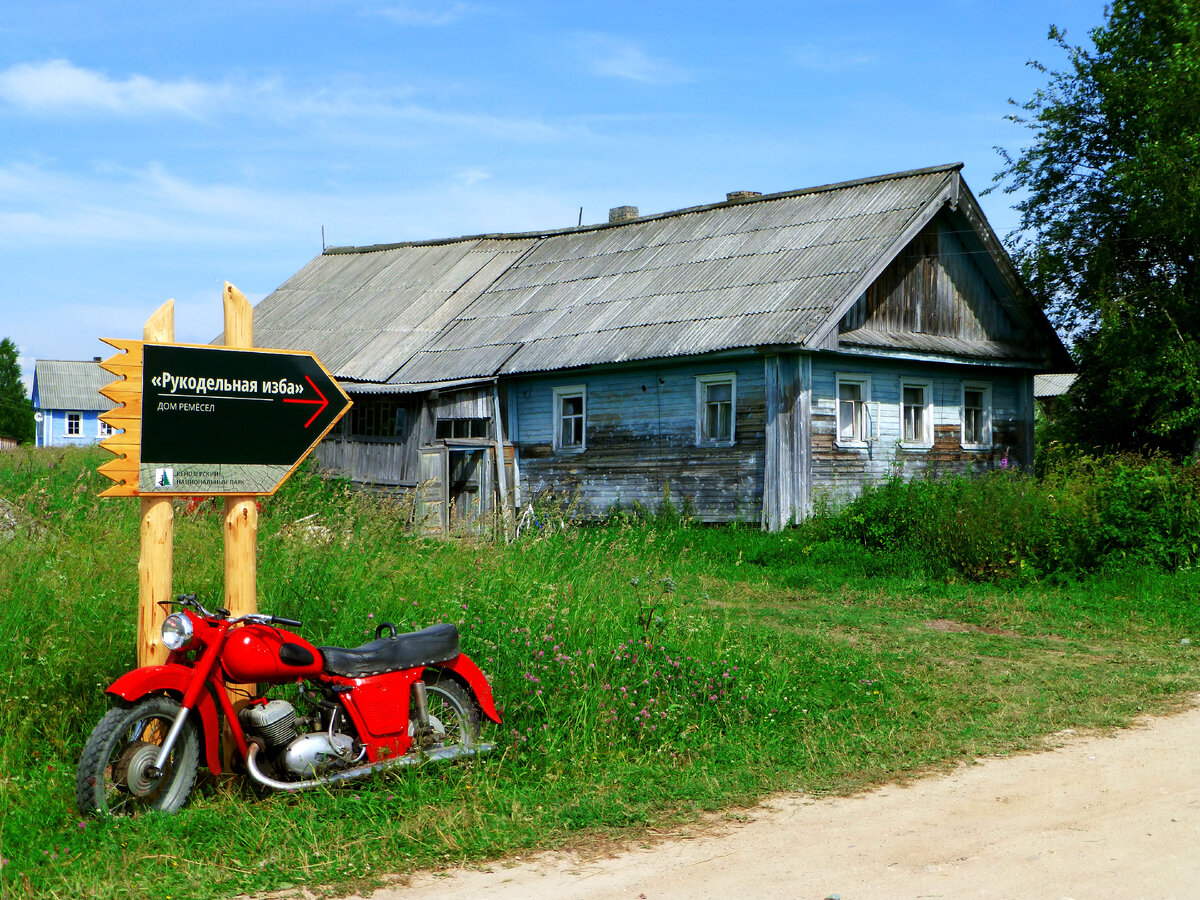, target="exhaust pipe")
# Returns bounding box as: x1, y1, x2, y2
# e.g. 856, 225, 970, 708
245, 741, 496, 792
